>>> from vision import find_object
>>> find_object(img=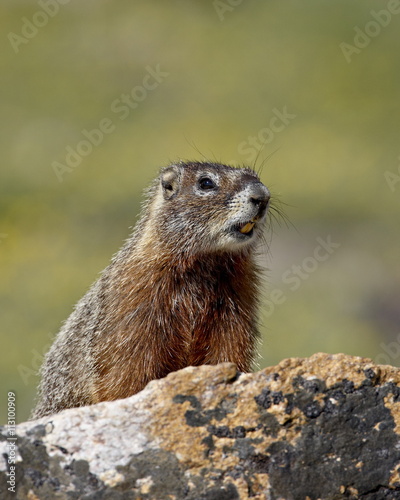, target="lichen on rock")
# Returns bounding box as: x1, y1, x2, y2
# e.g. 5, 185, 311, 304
2, 353, 400, 499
